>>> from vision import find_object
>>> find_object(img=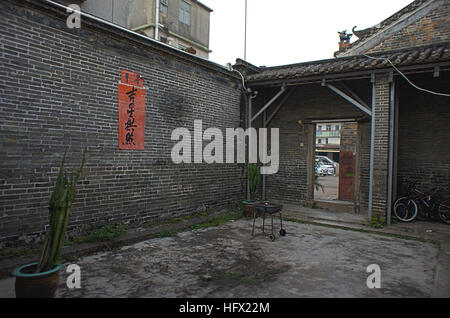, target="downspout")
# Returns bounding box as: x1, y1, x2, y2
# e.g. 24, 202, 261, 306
225, 64, 252, 201
262, 110, 266, 201
368, 75, 376, 222
393, 85, 400, 202
246, 88, 259, 201
247, 88, 253, 201
387, 79, 396, 226
155, 0, 160, 40
227, 65, 253, 201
